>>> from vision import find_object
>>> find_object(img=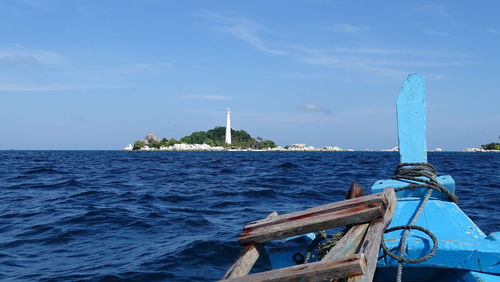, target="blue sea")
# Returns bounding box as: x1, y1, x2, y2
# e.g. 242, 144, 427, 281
0, 151, 499, 281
